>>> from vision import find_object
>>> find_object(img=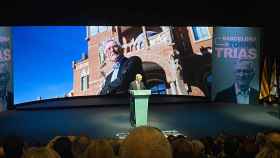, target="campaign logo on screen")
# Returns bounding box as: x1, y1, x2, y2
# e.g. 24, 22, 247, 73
214, 32, 257, 60
212, 27, 260, 105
